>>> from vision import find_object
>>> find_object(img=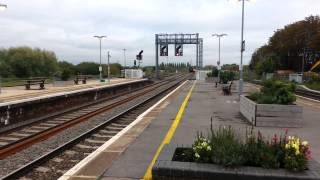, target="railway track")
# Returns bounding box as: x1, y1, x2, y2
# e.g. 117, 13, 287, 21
0, 75, 185, 159
0, 74, 191, 179
295, 88, 320, 101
